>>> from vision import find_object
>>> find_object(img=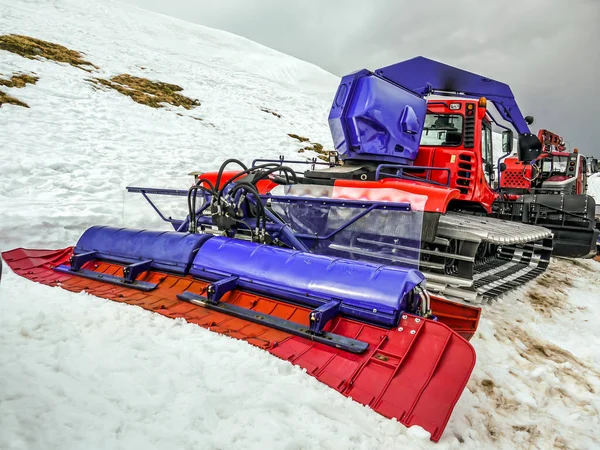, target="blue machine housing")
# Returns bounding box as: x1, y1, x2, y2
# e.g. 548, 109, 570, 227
329, 69, 427, 164
328, 56, 536, 166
